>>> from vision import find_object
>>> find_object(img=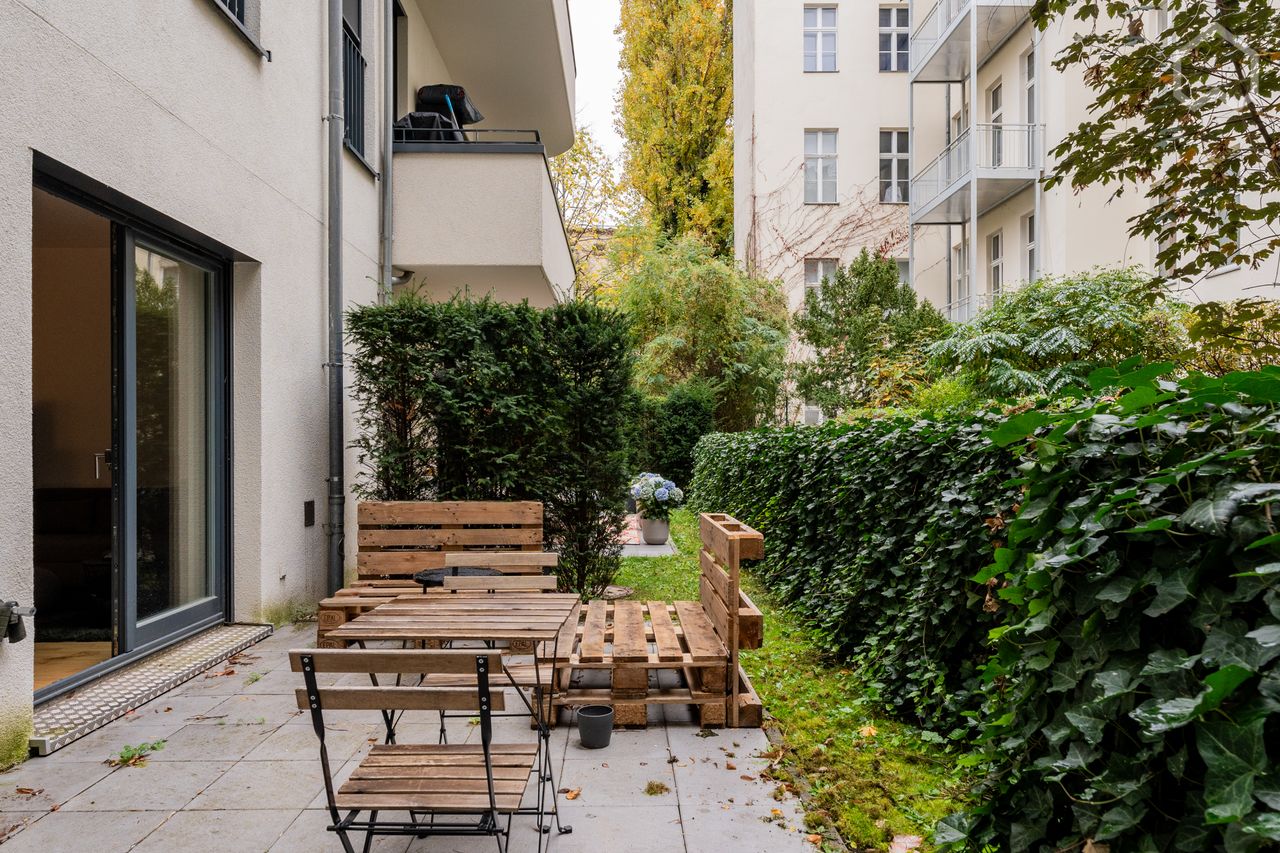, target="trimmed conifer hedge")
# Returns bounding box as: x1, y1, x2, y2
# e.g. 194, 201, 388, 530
347, 295, 634, 597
